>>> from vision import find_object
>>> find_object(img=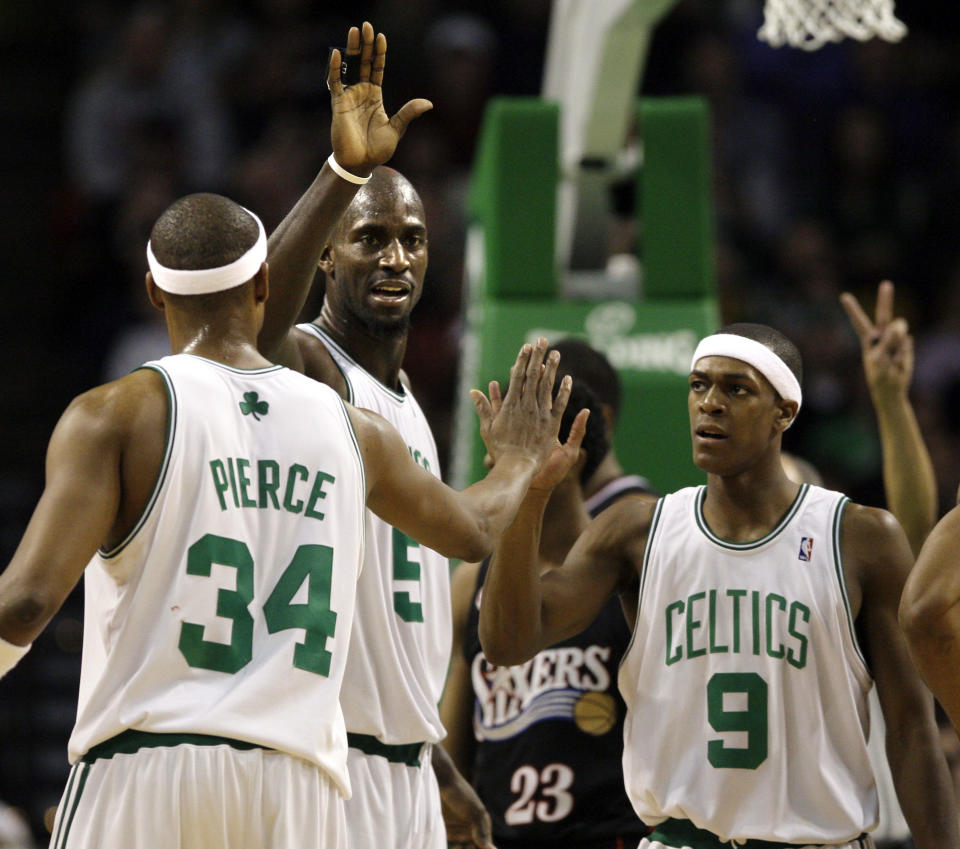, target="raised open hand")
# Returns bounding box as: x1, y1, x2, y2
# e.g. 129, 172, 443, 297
328, 22, 433, 175
840, 279, 913, 400
471, 339, 587, 490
